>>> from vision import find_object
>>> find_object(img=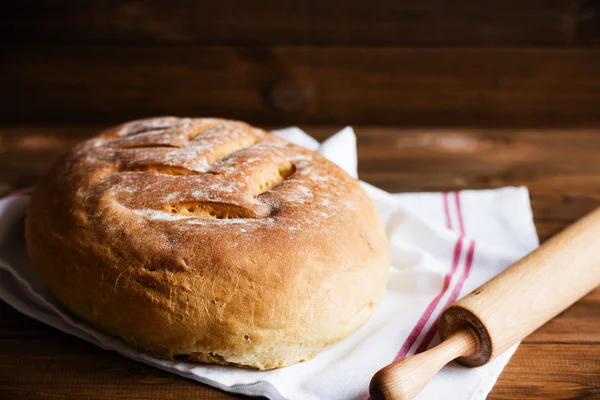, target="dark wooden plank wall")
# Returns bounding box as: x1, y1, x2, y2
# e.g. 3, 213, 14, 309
2, 0, 600, 126
3, 1, 600, 46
